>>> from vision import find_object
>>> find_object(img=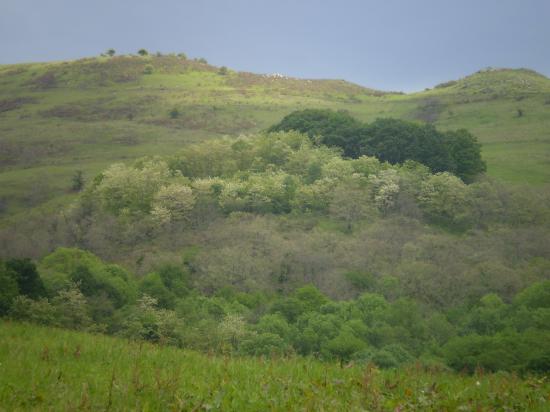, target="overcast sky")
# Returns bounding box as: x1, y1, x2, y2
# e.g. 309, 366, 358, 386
1, 0, 549, 92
